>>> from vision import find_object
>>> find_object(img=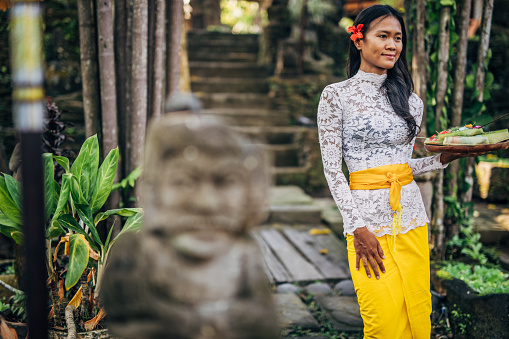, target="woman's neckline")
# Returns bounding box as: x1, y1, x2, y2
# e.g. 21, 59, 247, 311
353, 70, 387, 87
